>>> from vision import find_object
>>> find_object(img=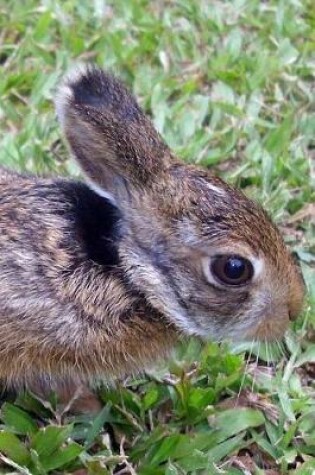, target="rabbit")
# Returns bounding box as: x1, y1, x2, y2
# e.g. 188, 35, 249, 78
0, 65, 305, 397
